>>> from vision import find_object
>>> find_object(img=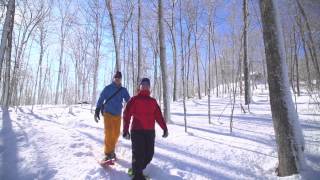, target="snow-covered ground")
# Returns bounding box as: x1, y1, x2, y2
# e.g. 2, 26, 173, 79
1, 88, 319, 180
